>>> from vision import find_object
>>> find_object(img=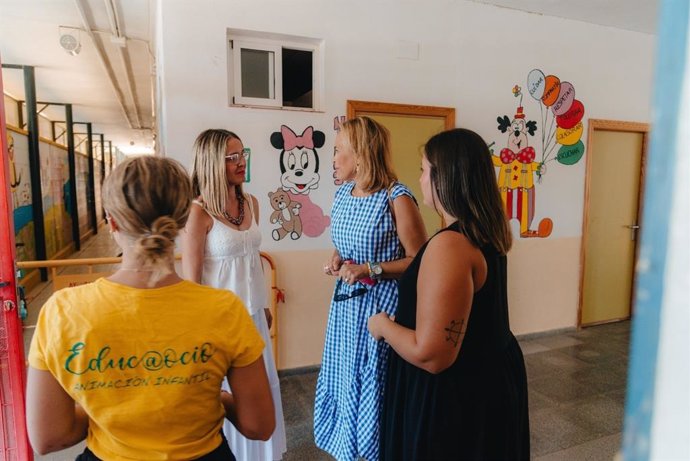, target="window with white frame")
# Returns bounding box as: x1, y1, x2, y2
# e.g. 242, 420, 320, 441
228, 29, 324, 111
